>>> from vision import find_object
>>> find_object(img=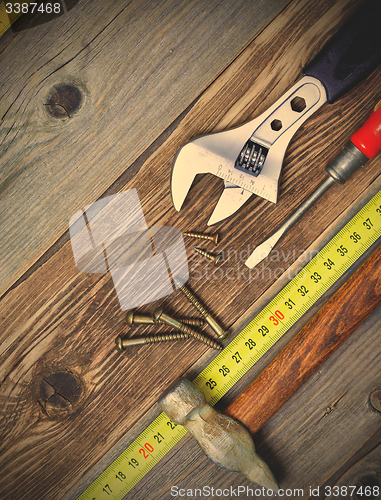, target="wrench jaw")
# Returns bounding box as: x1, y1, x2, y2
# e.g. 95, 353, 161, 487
207, 185, 253, 226
171, 135, 240, 212
171, 142, 205, 212
171, 76, 327, 220
171, 134, 282, 223
206, 140, 287, 225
